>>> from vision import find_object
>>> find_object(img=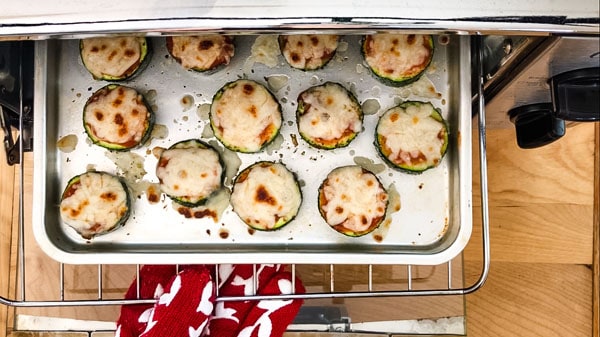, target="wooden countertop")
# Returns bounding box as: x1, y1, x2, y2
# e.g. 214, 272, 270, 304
1, 121, 598, 337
